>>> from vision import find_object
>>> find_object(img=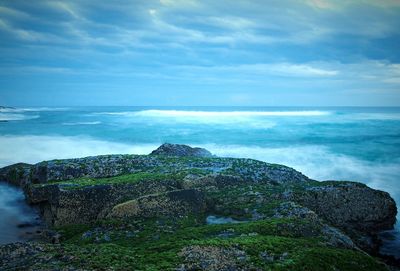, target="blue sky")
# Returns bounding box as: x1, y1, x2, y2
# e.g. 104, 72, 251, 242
0, 0, 399, 106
